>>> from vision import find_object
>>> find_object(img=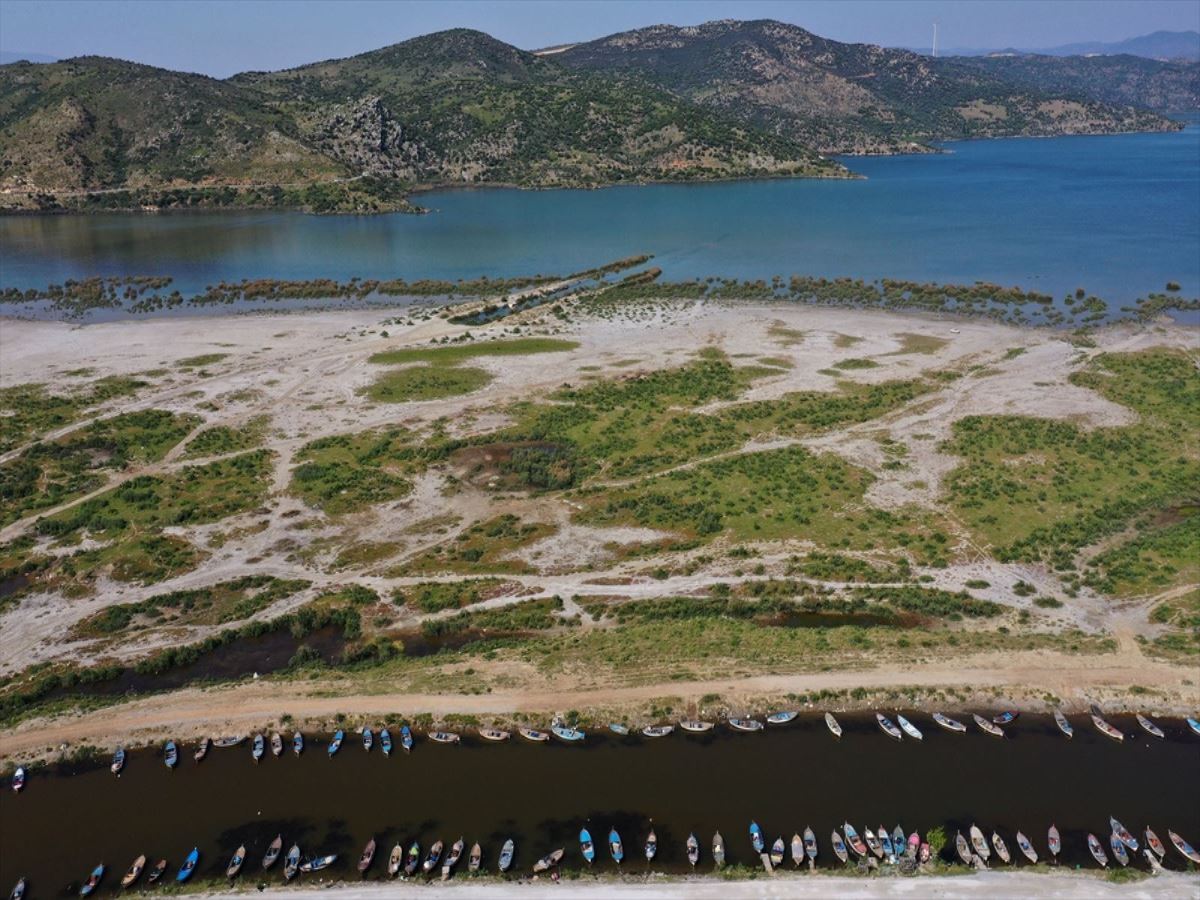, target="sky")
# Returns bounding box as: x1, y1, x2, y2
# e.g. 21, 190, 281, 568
1, 0, 1198, 77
